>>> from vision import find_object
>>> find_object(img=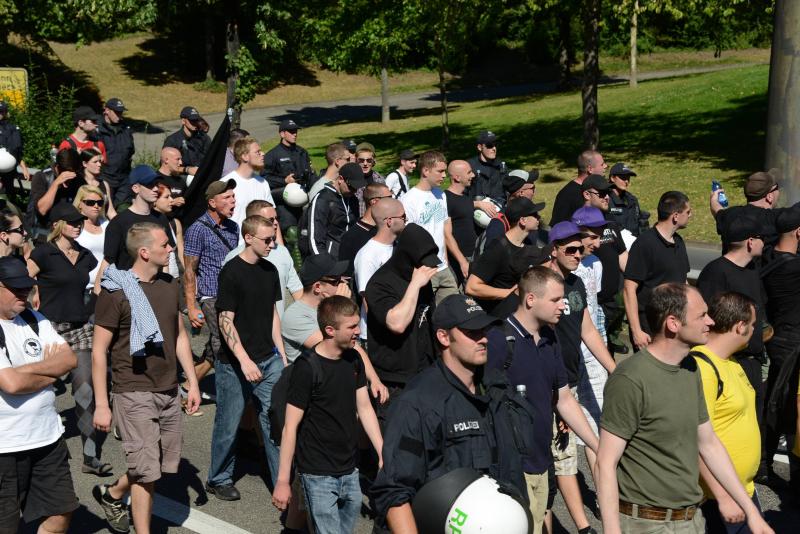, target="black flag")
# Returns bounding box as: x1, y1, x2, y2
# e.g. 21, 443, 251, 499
180, 112, 231, 227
